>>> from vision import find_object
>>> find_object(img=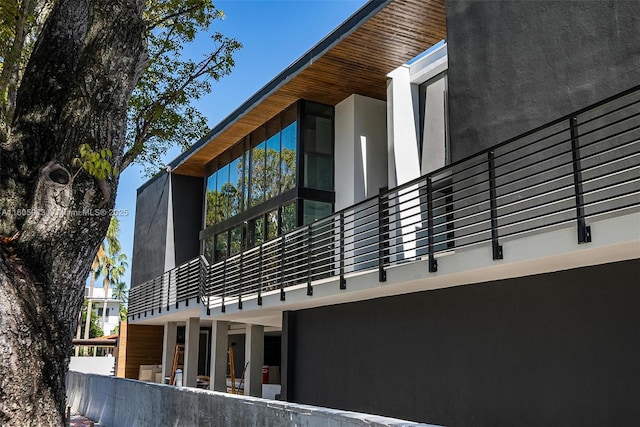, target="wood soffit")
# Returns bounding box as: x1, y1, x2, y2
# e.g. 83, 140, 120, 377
173, 0, 446, 177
